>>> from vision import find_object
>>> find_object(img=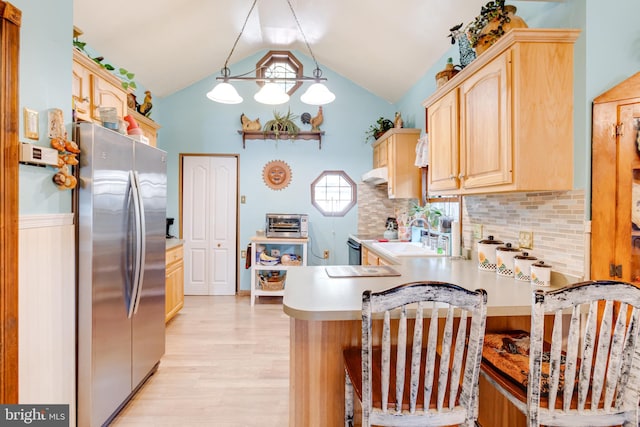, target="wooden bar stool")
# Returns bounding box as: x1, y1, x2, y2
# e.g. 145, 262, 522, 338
343, 281, 488, 426
480, 280, 640, 426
